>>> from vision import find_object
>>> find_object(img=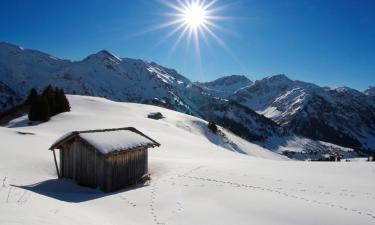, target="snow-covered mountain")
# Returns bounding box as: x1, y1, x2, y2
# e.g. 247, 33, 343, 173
0, 42, 364, 158
0, 42, 194, 114
365, 86, 375, 97
0, 42, 284, 142
194, 75, 253, 97
0, 81, 20, 111
0, 42, 283, 144
231, 75, 375, 152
